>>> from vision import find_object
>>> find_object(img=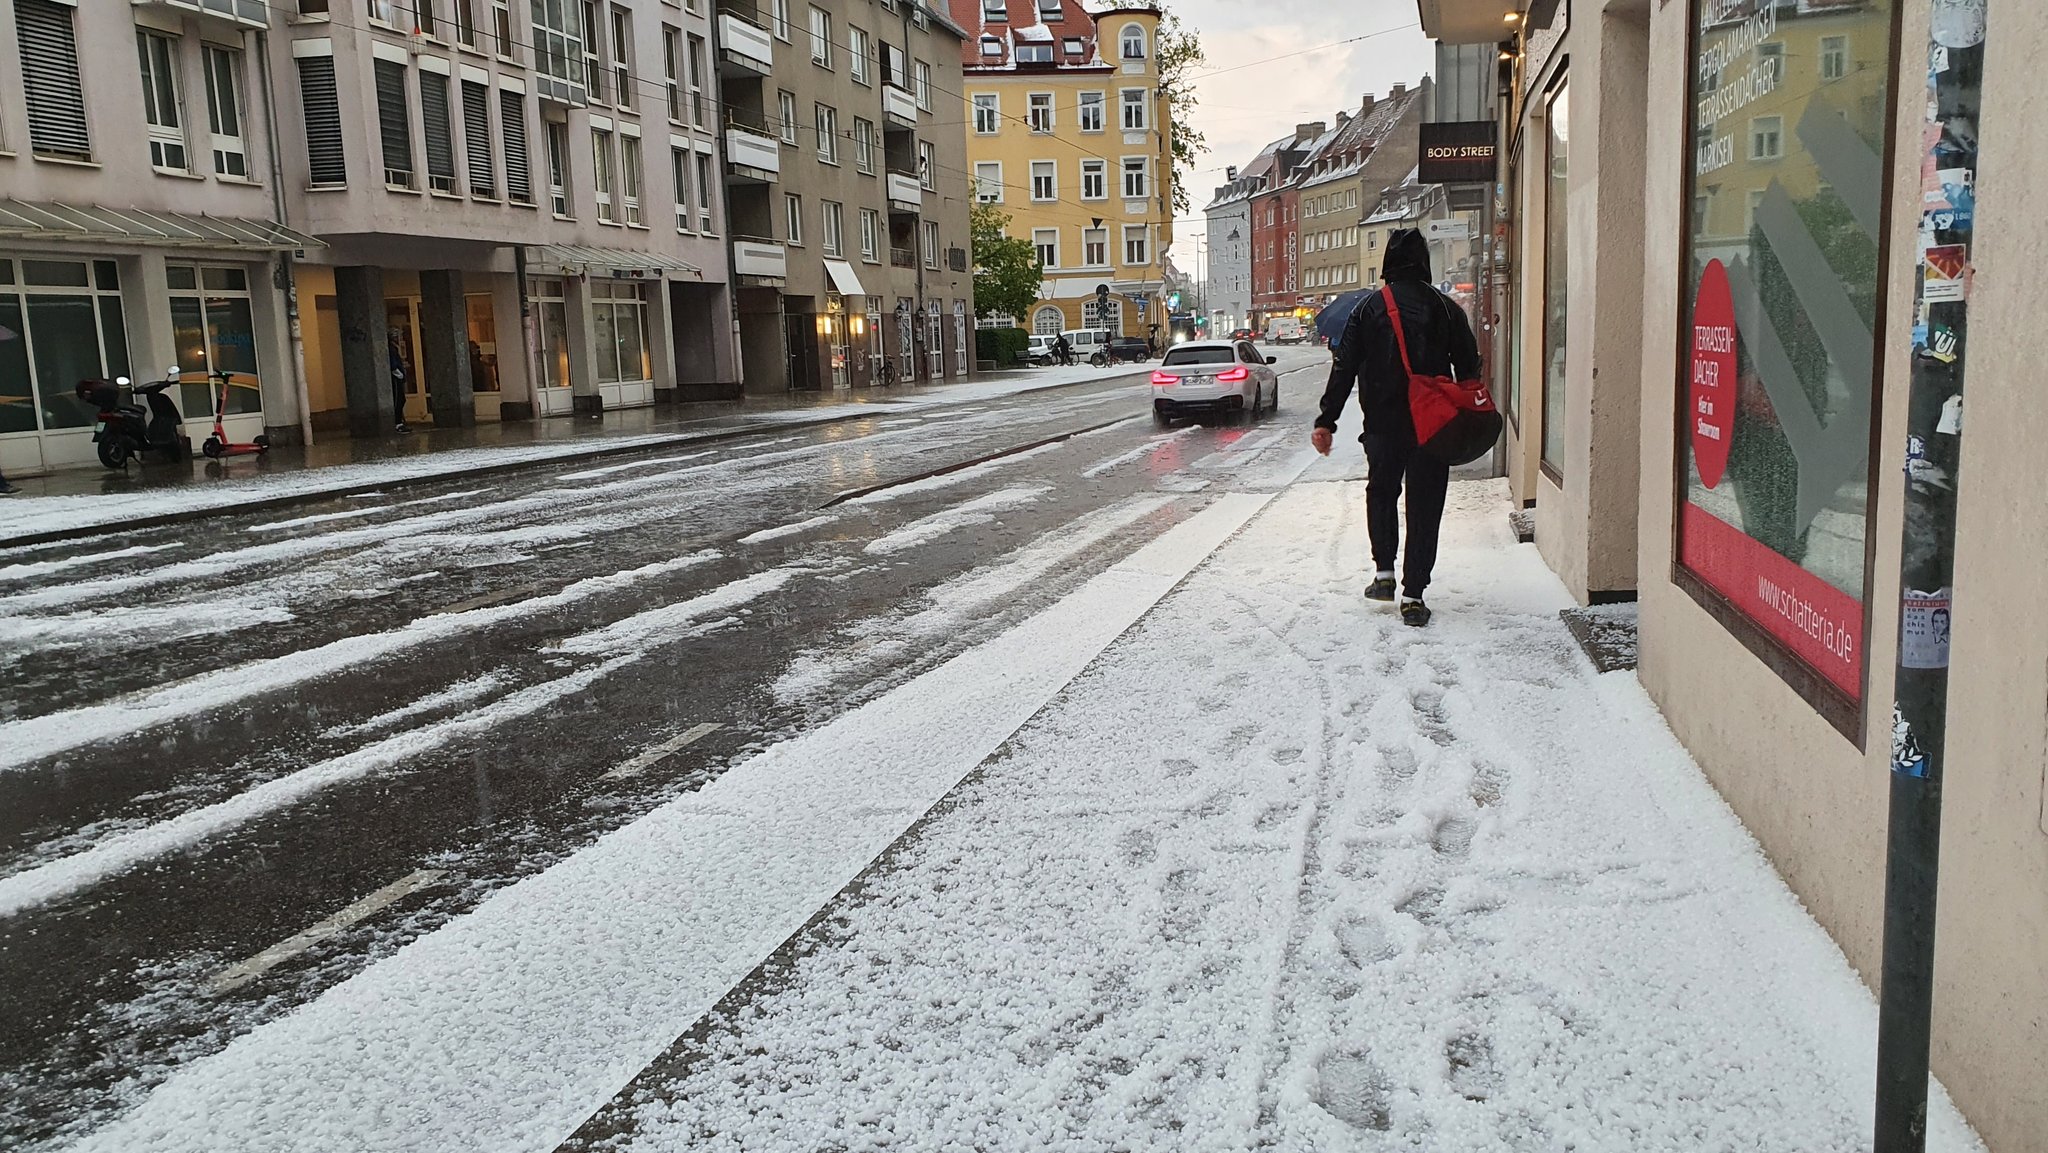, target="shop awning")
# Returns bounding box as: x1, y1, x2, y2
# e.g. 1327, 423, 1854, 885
529, 244, 702, 278
0, 199, 323, 251
823, 259, 867, 297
